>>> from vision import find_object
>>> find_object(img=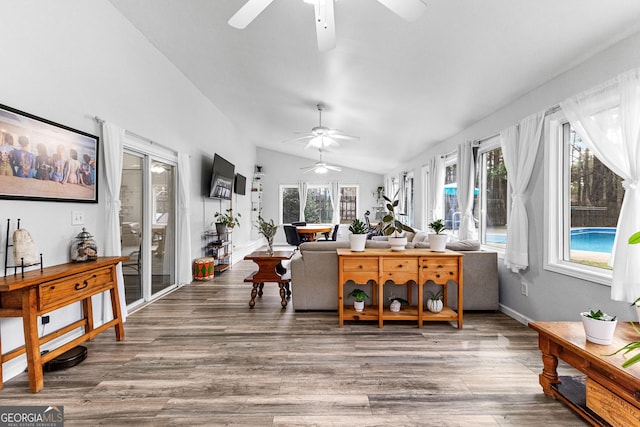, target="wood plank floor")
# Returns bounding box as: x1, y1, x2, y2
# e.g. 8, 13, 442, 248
0, 259, 587, 426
